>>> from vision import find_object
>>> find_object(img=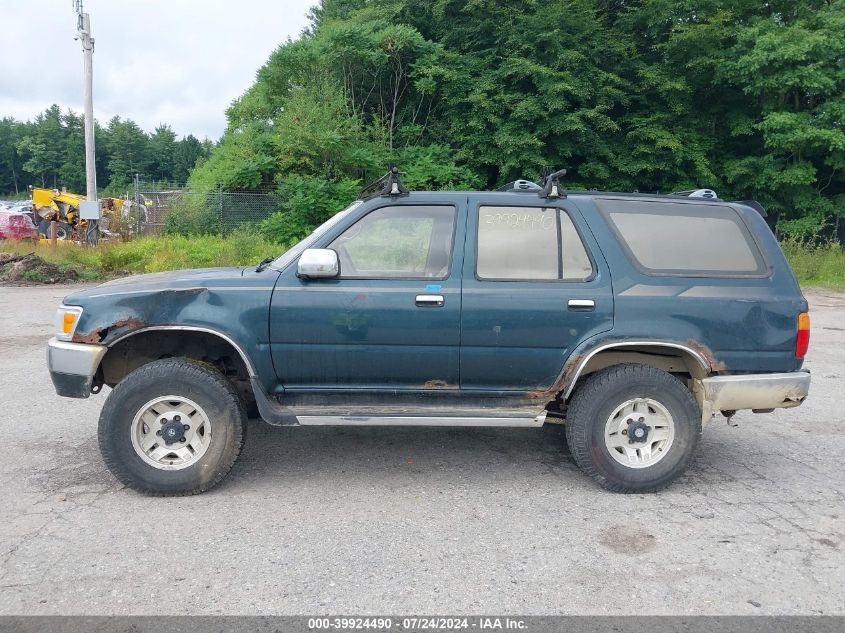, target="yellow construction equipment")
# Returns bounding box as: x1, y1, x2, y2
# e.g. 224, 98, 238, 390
29, 187, 140, 240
